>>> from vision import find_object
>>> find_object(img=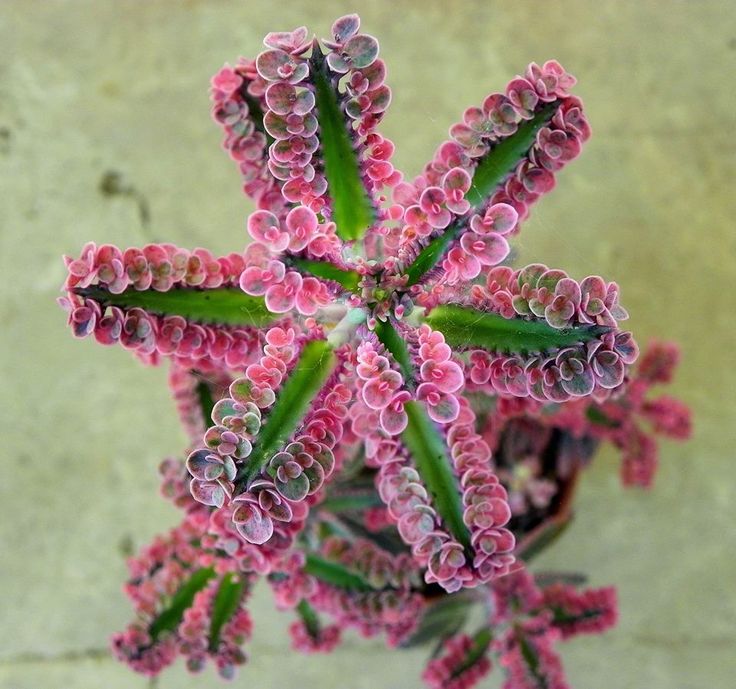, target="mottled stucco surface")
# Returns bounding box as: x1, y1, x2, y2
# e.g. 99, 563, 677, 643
1, 1, 734, 688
